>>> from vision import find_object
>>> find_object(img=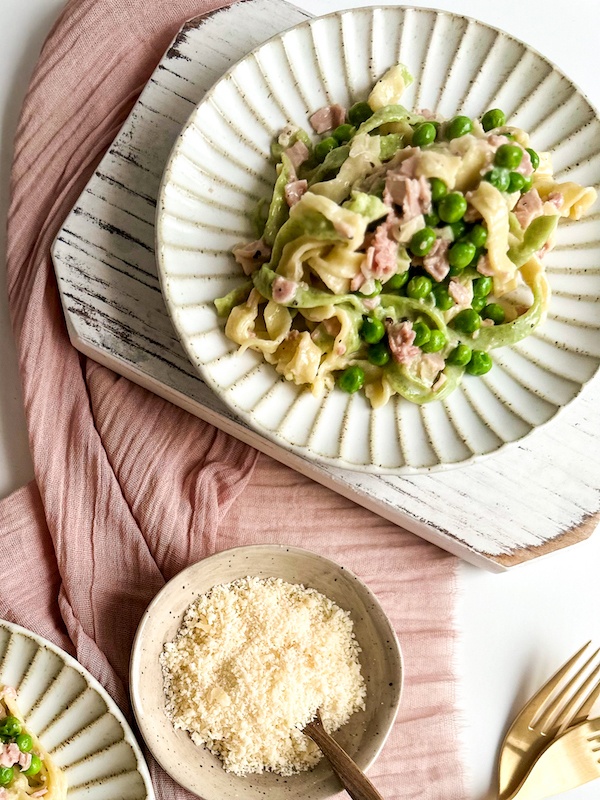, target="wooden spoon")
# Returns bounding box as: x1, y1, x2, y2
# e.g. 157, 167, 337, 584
302, 709, 384, 800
